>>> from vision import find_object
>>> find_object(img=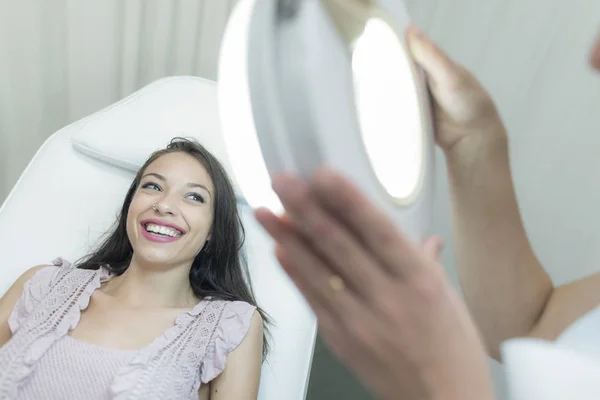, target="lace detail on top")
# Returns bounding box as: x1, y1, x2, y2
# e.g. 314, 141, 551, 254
0, 258, 257, 400
200, 301, 257, 383
8, 264, 59, 334
110, 300, 256, 399
18, 336, 135, 400
0, 258, 110, 399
